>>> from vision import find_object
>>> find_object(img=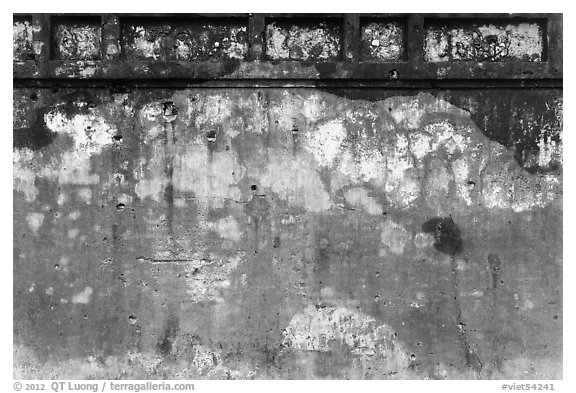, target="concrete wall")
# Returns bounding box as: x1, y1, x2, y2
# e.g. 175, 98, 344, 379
13, 14, 563, 380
